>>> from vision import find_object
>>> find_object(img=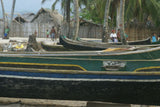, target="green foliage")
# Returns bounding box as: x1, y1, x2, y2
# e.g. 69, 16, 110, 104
79, 0, 107, 24
42, 0, 160, 27
79, 8, 92, 20
125, 0, 160, 26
